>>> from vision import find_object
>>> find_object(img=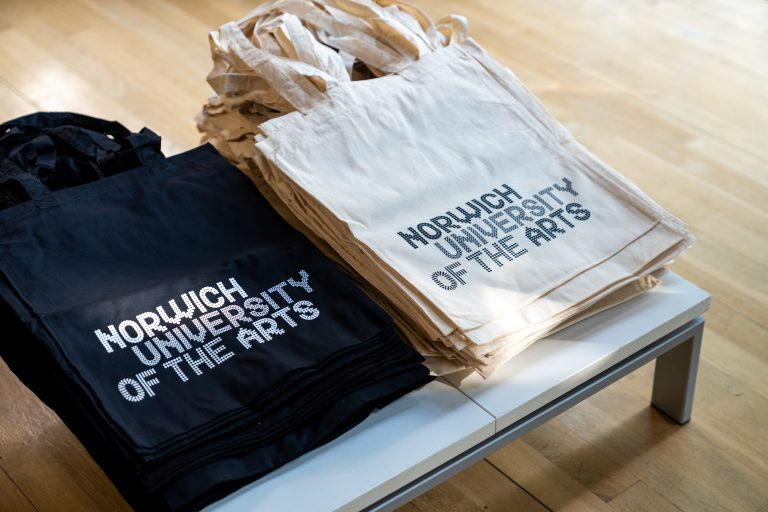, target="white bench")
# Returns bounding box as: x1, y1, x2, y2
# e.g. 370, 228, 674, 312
205, 270, 710, 512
